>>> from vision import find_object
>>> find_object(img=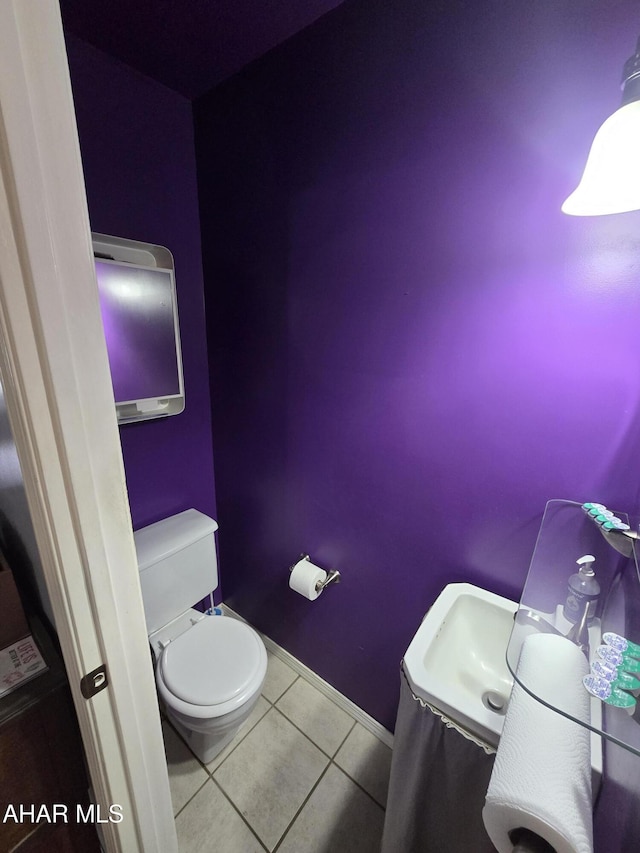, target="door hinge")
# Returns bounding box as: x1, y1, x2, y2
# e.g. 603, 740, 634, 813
80, 664, 108, 699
